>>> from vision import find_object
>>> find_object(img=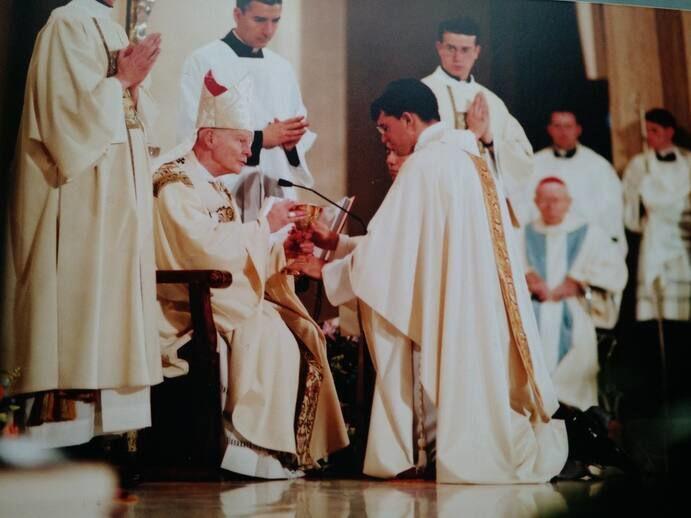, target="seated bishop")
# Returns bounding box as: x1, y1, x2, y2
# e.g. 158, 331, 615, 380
152, 70, 349, 479
521, 177, 627, 411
